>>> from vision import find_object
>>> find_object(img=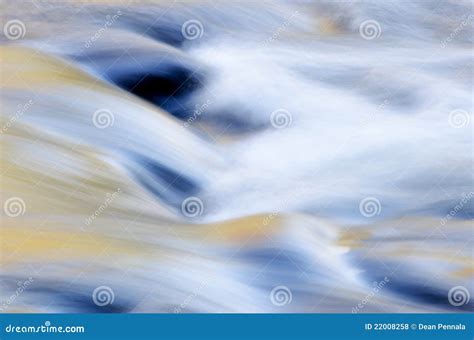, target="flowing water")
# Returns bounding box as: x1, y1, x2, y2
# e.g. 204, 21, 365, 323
1, 1, 473, 312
